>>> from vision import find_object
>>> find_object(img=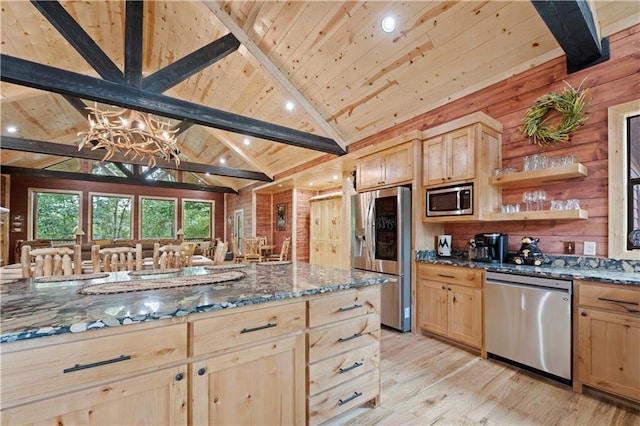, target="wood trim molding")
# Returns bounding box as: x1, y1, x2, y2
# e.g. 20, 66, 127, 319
608, 99, 640, 260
